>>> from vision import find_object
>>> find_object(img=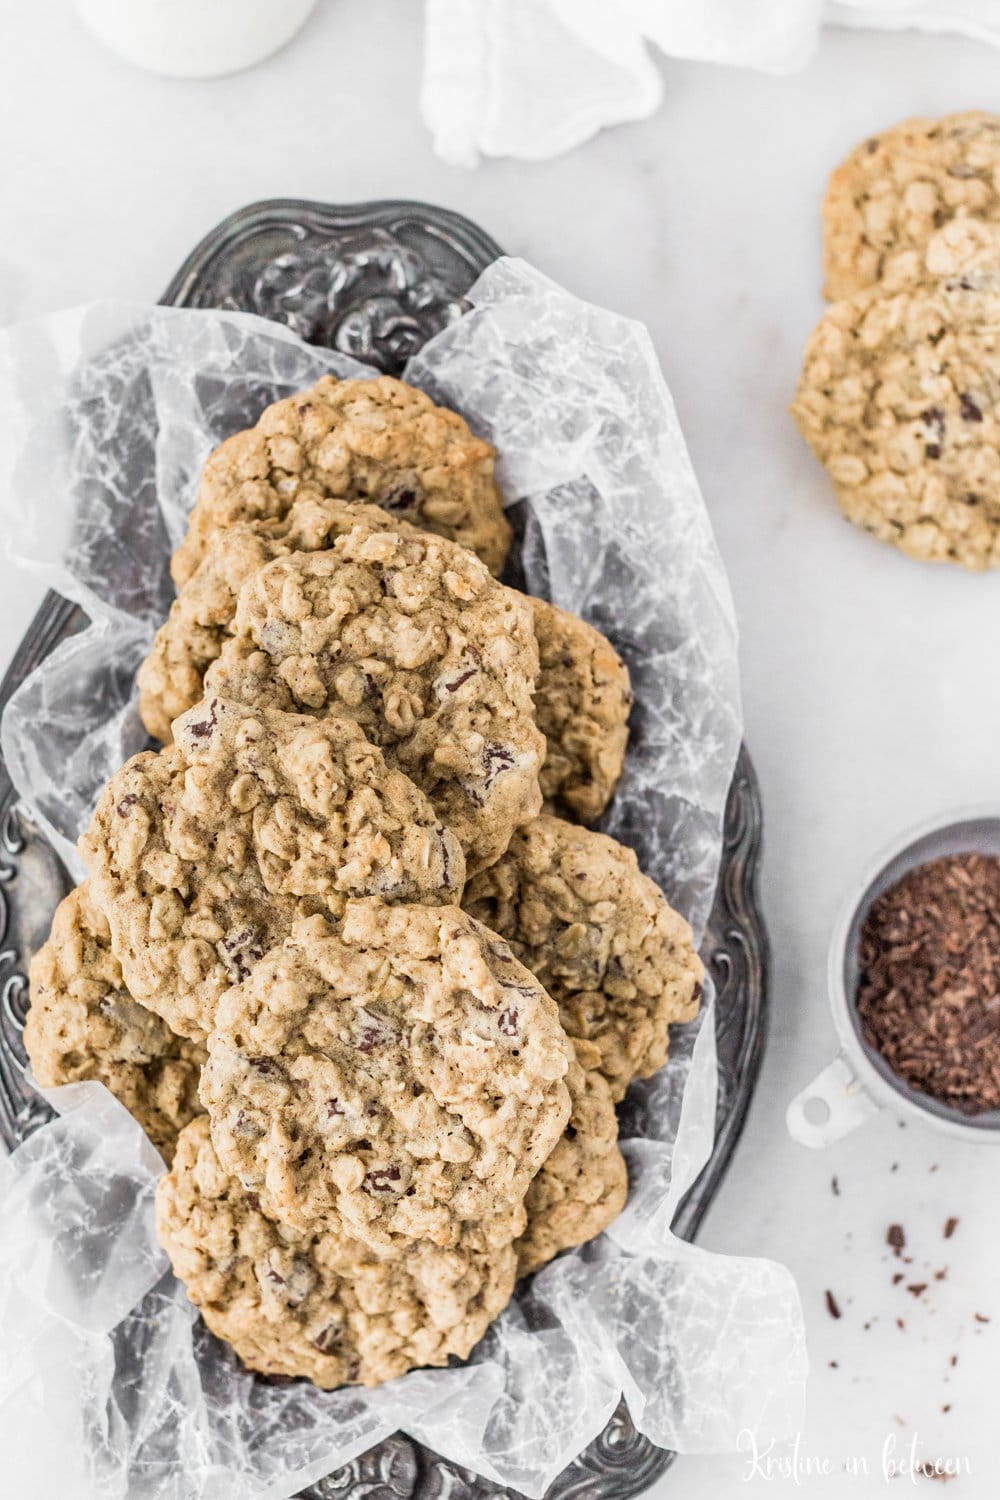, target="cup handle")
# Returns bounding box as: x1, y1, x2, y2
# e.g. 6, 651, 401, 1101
785, 1055, 880, 1148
